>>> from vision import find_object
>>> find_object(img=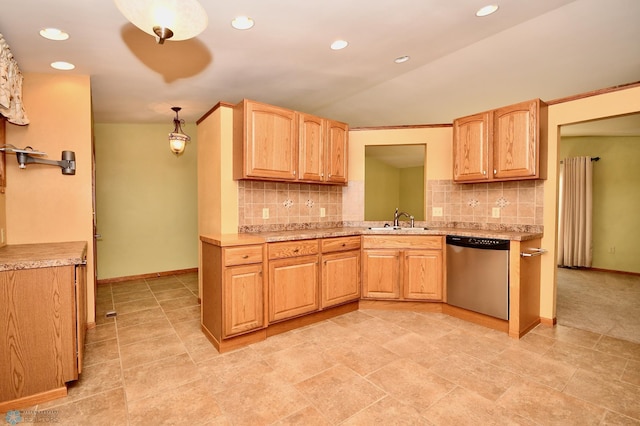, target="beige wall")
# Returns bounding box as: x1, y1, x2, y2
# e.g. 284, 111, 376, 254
93, 122, 198, 280
560, 136, 640, 273
346, 127, 452, 221
5, 73, 95, 322
541, 85, 640, 321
